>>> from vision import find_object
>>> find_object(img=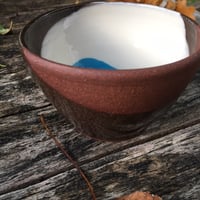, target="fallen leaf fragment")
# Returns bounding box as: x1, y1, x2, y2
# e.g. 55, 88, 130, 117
0, 64, 6, 68
116, 191, 162, 200
0, 21, 13, 35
